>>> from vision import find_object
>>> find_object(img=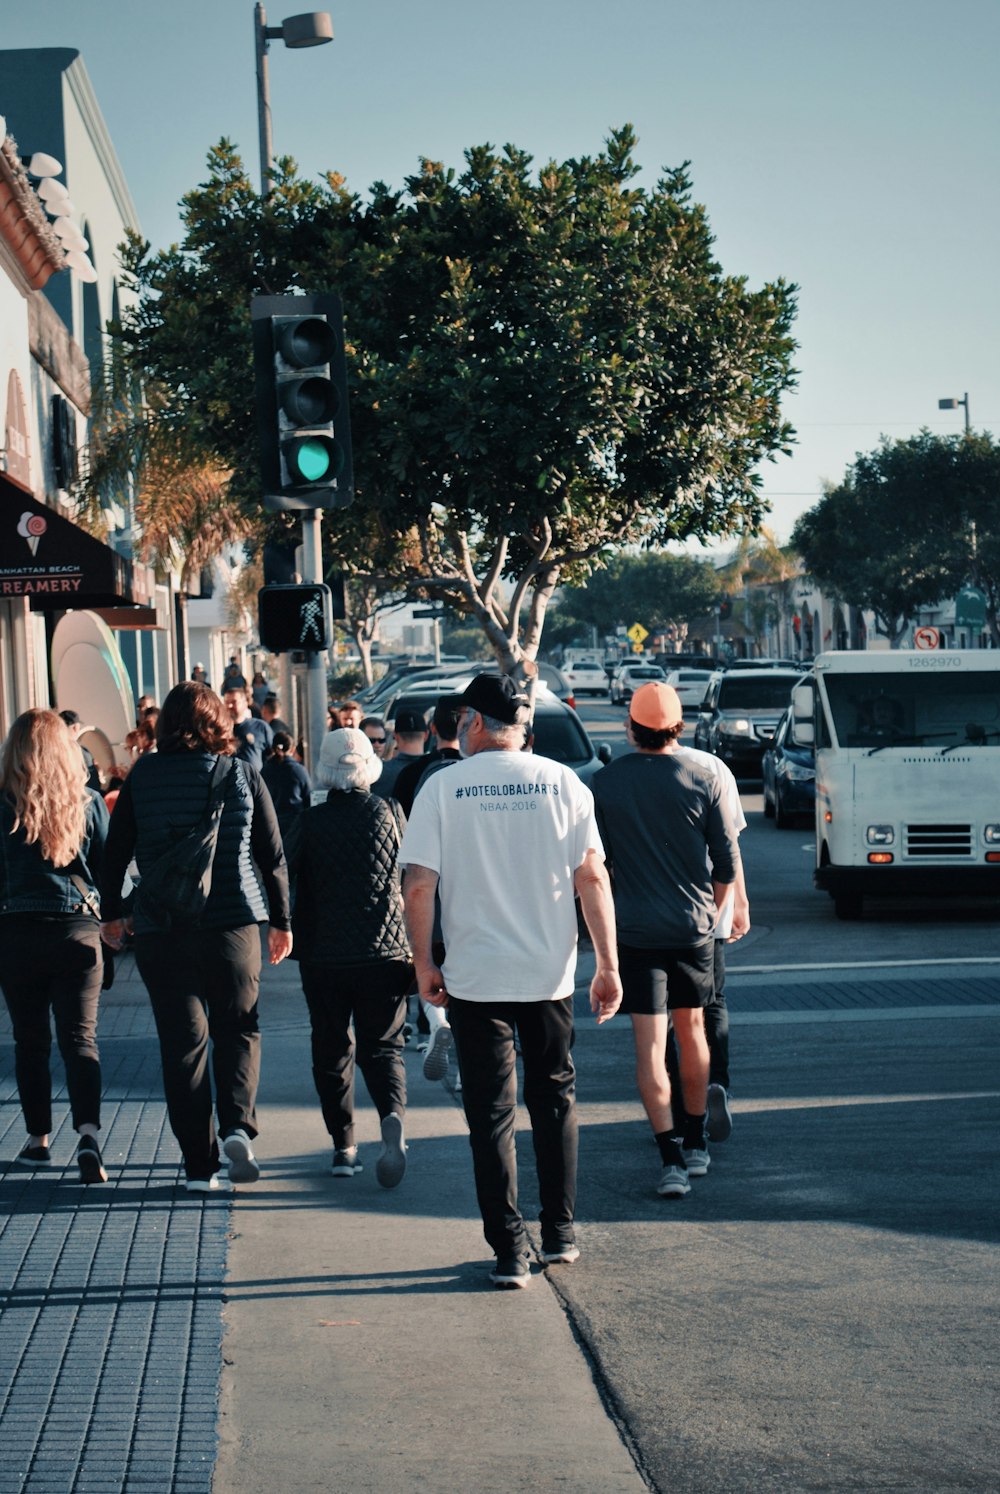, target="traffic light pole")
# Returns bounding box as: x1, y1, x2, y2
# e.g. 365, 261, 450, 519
300, 508, 329, 771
